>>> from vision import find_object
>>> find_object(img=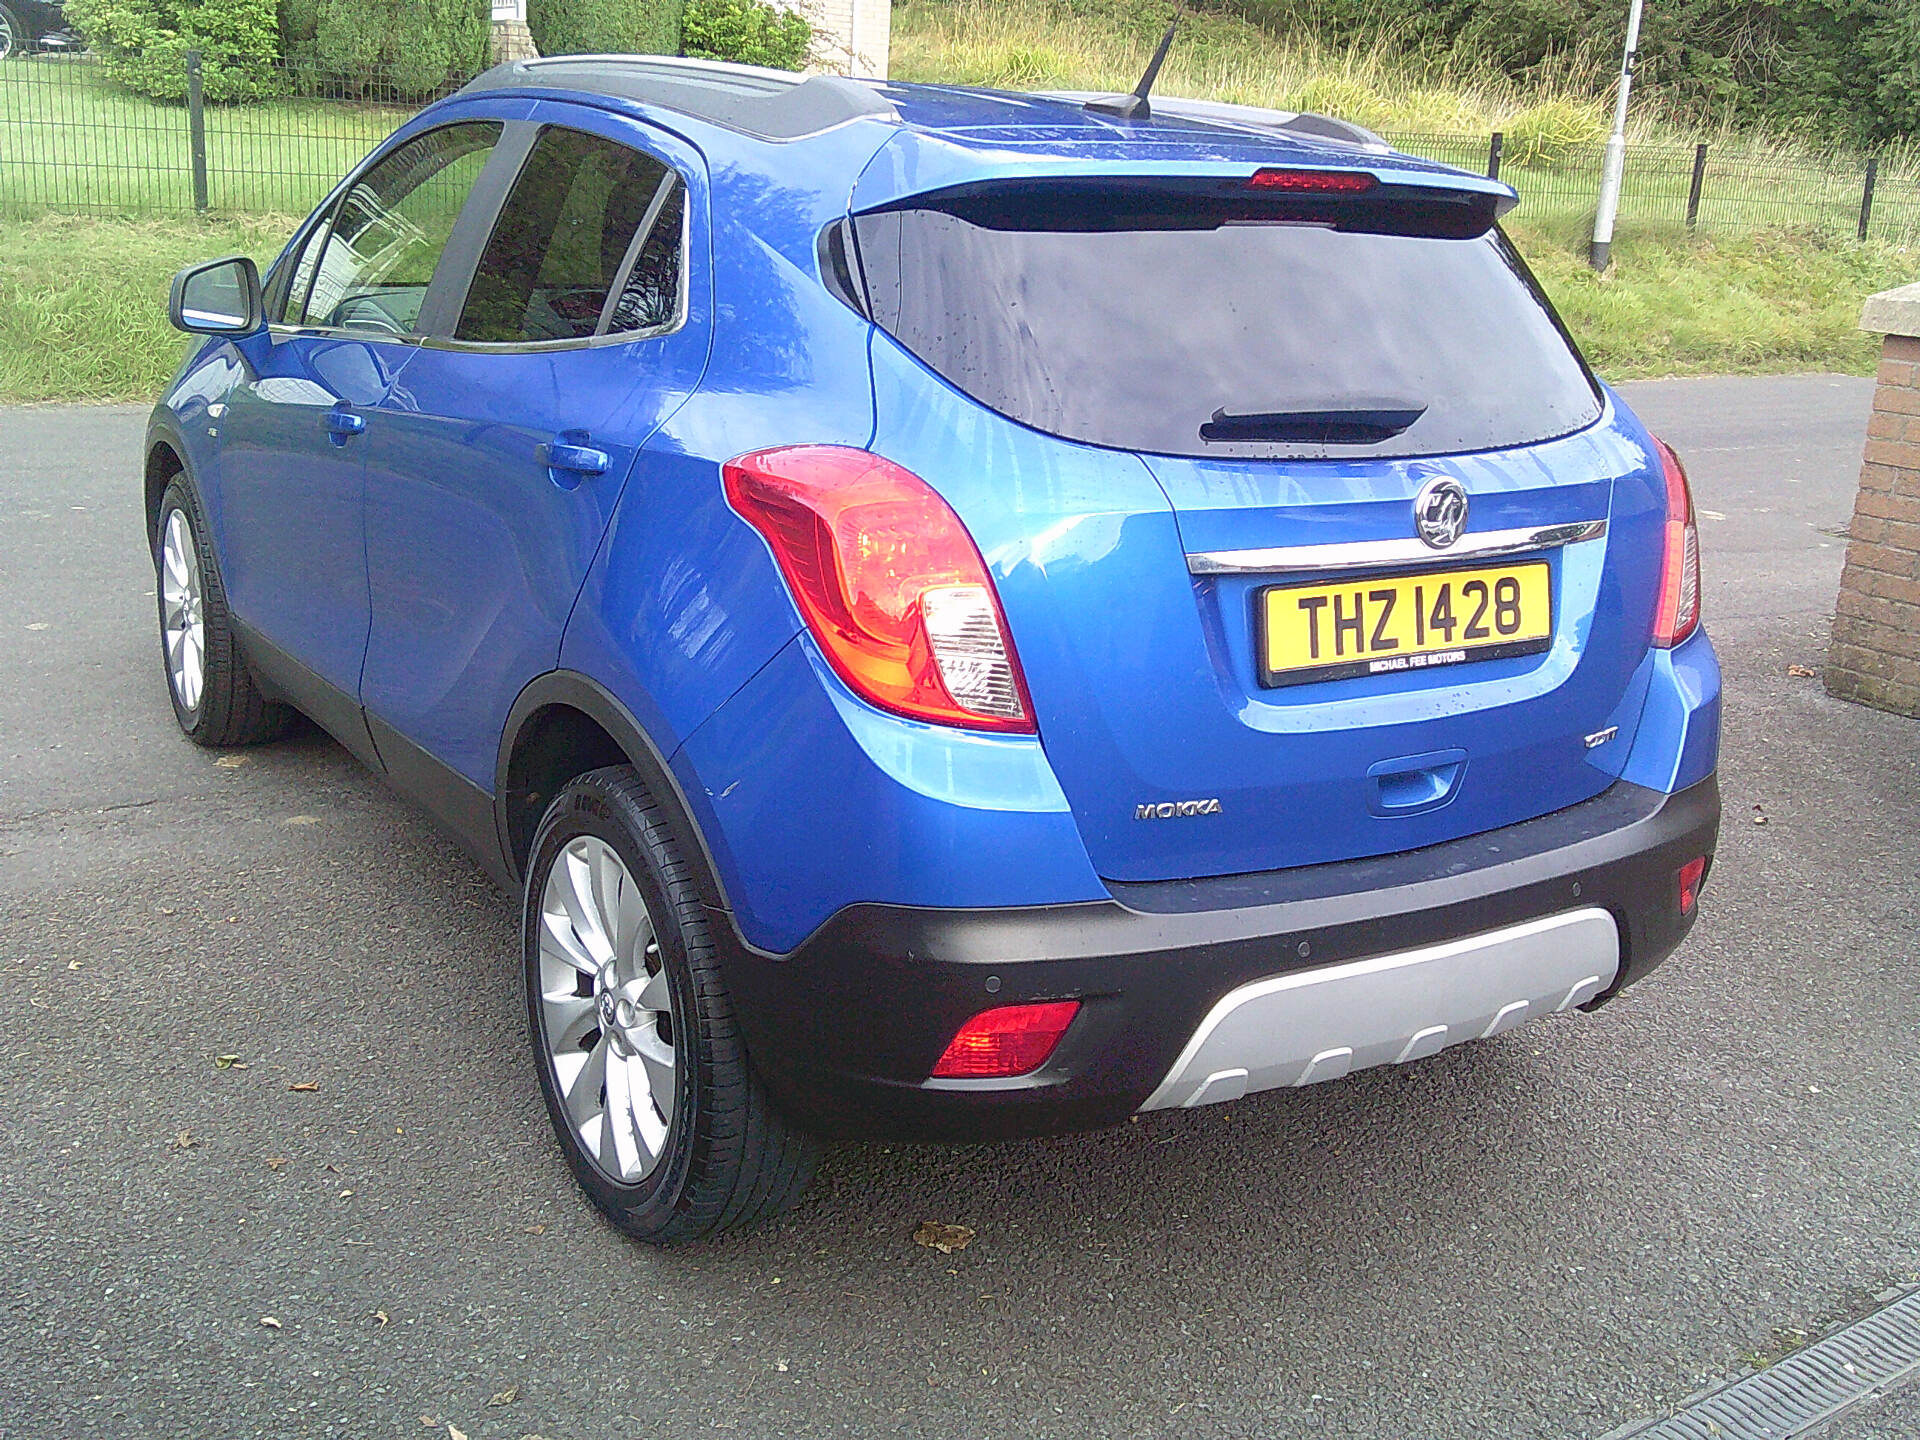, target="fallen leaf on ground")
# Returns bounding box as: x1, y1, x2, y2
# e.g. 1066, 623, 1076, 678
487, 1387, 518, 1406
25, 622, 48, 632
913, 1221, 975, 1254
1787, 663, 1817, 678
374, 1310, 389, 1326
214, 1054, 241, 1069
215, 754, 247, 768
419, 1417, 436, 1428
259, 1316, 282, 1329
288, 1082, 319, 1092
524, 1224, 546, 1235
264, 1156, 287, 1170
448, 1427, 468, 1440
173, 1131, 197, 1150
67, 960, 81, 970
